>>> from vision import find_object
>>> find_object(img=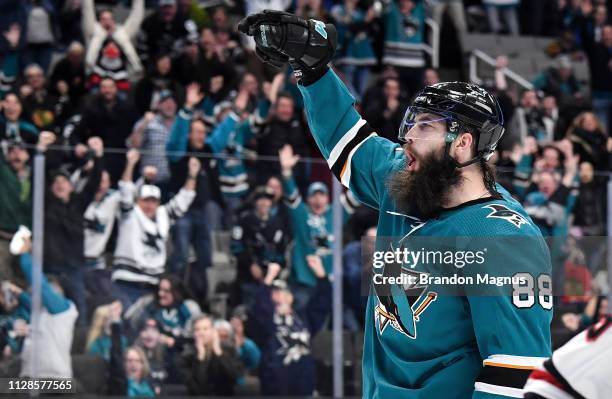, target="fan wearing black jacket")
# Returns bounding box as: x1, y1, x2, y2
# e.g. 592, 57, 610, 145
43, 133, 103, 324
231, 186, 290, 308
108, 301, 156, 397
178, 314, 243, 396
